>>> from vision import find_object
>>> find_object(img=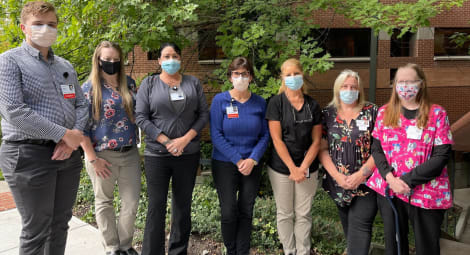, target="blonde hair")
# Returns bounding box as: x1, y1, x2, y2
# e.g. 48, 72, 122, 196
383, 63, 430, 129
88, 41, 134, 121
328, 69, 365, 110
21, 1, 57, 24
278, 58, 307, 95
